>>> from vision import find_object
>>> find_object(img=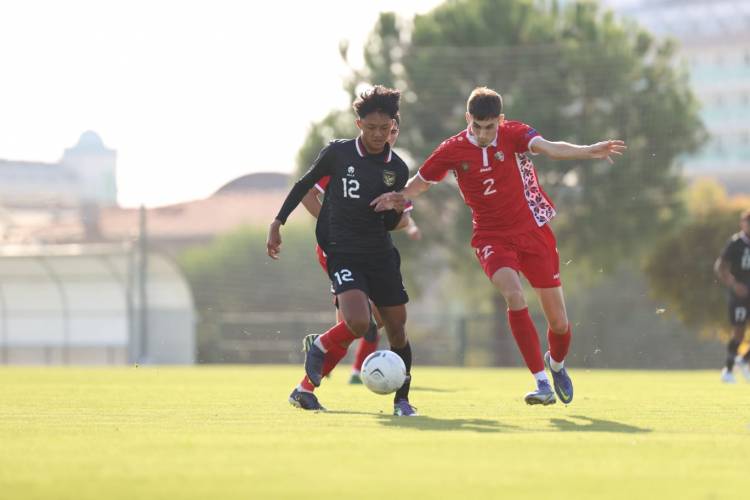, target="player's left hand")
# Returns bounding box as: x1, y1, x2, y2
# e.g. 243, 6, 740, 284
370, 192, 406, 212
589, 140, 627, 164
